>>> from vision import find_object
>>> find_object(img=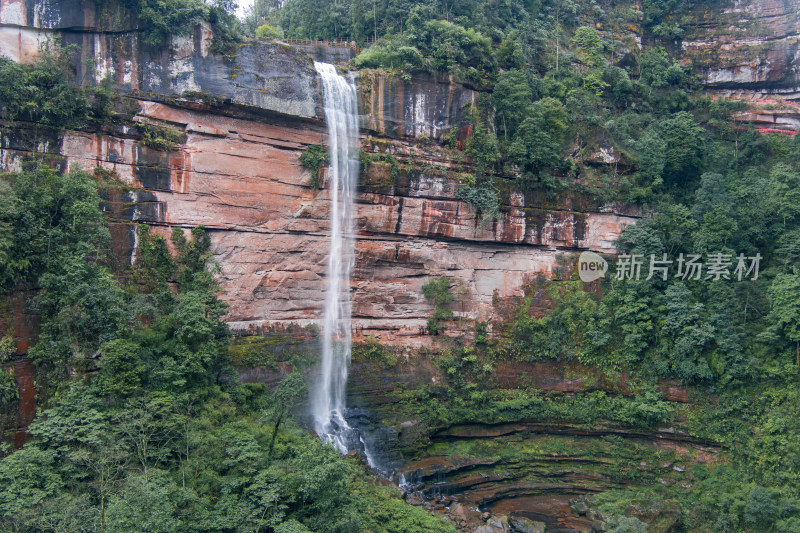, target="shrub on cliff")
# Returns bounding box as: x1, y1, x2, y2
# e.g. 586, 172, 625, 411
256, 23, 281, 39
406, 13, 496, 81
138, 122, 185, 151
0, 163, 109, 294
299, 144, 329, 189
352, 35, 423, 74
130, 0, 208, 47
0, 46, 87, 128
0, 42, 118, 132
505, 97, 568, 177
422, 276, 454, 335
109, 0, 242, 52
